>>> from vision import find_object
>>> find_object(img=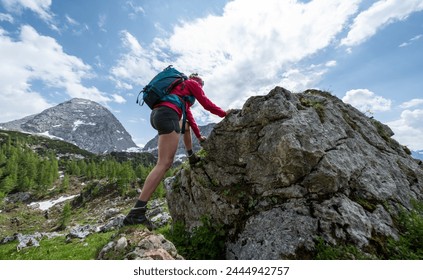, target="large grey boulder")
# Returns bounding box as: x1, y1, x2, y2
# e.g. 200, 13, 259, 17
165, 87, 423, 259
